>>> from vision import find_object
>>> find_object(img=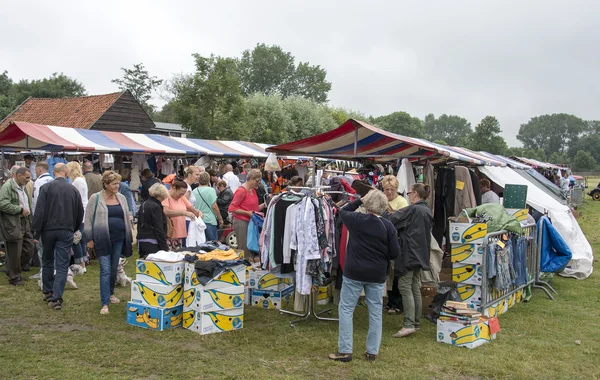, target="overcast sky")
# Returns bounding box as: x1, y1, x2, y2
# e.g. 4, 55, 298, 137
3, 0, 599, 146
